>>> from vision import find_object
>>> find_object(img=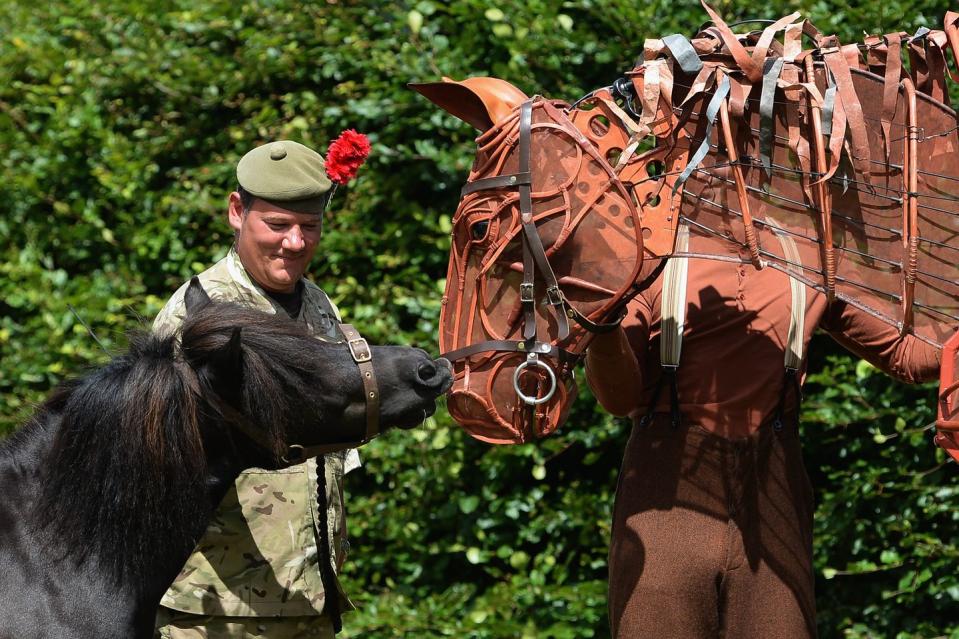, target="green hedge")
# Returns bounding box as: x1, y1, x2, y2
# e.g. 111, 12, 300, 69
1, 1, 956, 637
